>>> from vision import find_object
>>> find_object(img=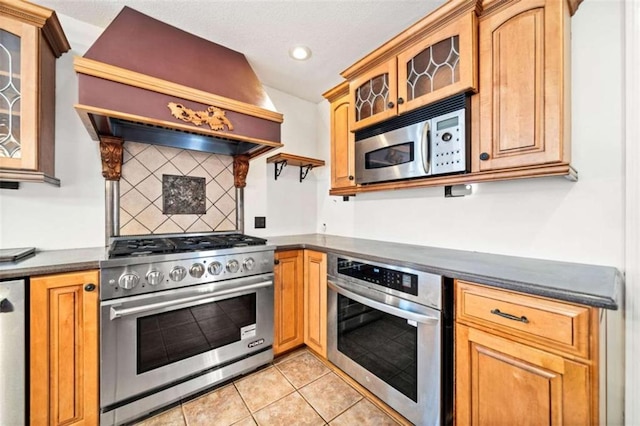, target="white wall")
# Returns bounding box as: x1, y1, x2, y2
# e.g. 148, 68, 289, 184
0, 16, 105, 250
316, 0, 625, 269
